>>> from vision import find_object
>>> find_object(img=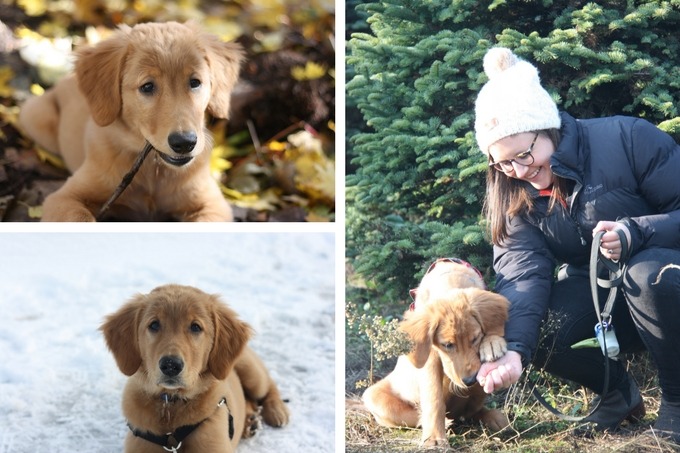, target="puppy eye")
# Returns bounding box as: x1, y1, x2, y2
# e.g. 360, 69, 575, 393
190, 322, 202, 333
139, 82, 155, 95
148, 320, 160, 332
441, 342, 455, 351
189, 78, 201, 89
